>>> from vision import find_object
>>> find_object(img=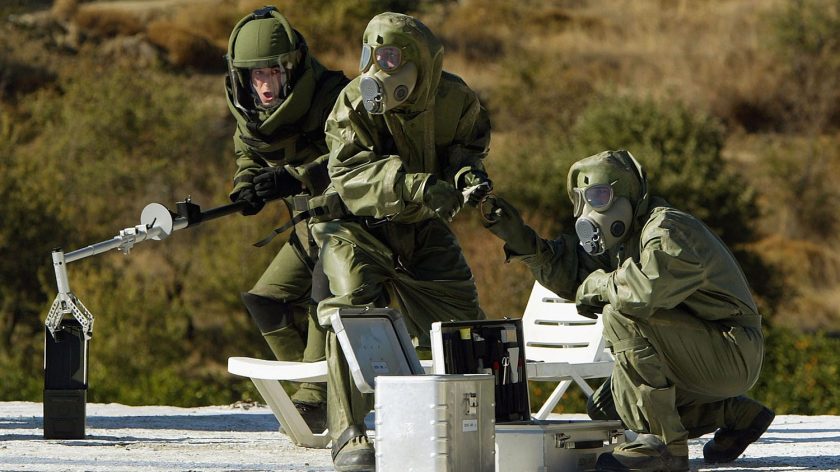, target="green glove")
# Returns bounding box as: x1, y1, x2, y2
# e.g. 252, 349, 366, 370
575, 269, 610, 307
482, 196, 537, 255
423, 177, 462, 221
